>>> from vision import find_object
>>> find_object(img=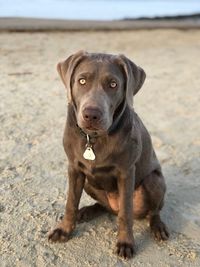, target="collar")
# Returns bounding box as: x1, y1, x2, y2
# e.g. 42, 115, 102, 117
76, 124, 99, 144
76, 124, 87, 137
